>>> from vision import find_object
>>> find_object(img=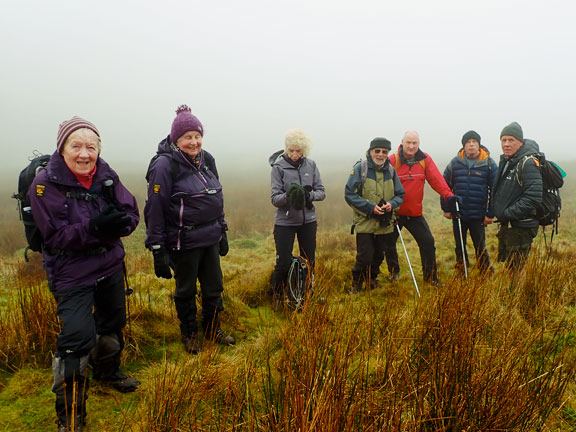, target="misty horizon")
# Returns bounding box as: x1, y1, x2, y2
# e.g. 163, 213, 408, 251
2, 1, 575, 183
